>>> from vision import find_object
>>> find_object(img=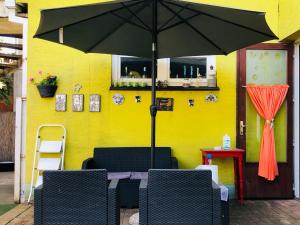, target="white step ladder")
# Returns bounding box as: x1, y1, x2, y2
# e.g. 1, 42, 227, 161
27, 124, 66, 203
